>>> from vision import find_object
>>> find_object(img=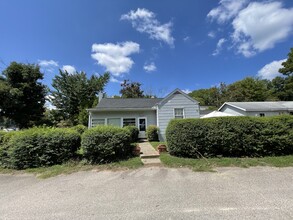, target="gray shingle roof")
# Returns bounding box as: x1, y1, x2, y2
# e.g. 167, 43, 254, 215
224, 101, 293, 111
94, 98, 163, 109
